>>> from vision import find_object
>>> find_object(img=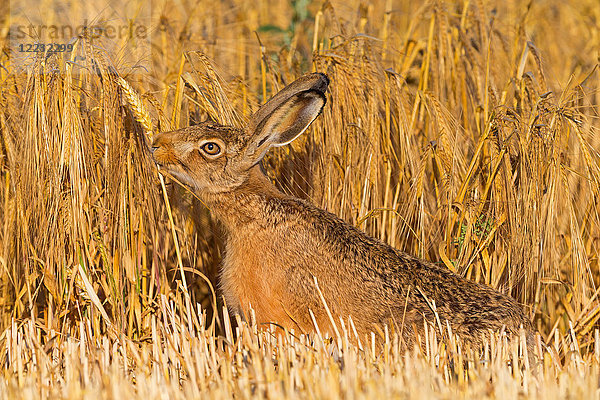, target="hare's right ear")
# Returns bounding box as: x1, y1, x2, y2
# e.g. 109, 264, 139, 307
242, 73, 329, 167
